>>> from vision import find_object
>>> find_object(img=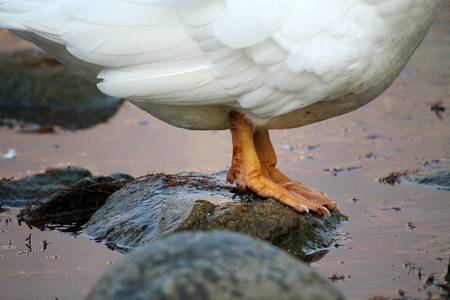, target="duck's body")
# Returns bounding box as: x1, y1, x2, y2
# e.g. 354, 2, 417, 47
0, 0, 440, 214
